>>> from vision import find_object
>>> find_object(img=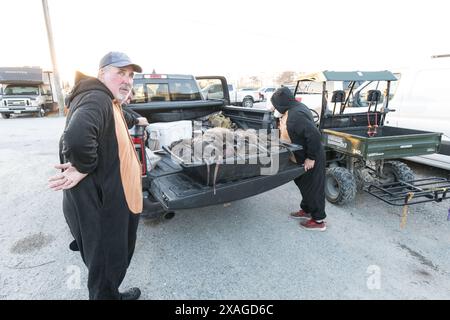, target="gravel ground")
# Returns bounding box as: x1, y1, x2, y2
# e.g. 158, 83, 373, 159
0, 115, 449, 300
